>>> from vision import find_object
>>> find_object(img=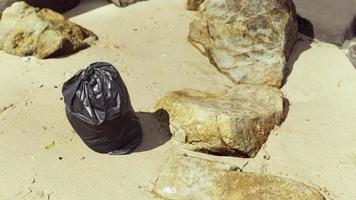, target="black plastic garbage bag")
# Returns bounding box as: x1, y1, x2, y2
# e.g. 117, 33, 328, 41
62, 62, 142, 154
